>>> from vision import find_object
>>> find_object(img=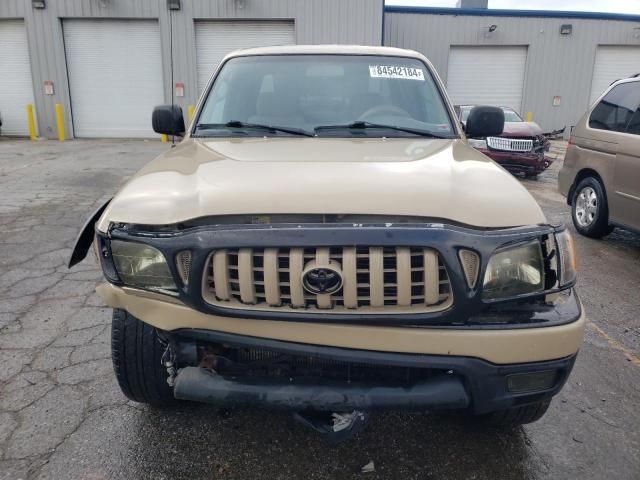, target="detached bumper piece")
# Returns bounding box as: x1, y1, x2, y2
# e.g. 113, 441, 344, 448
173, 366, 469, 411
